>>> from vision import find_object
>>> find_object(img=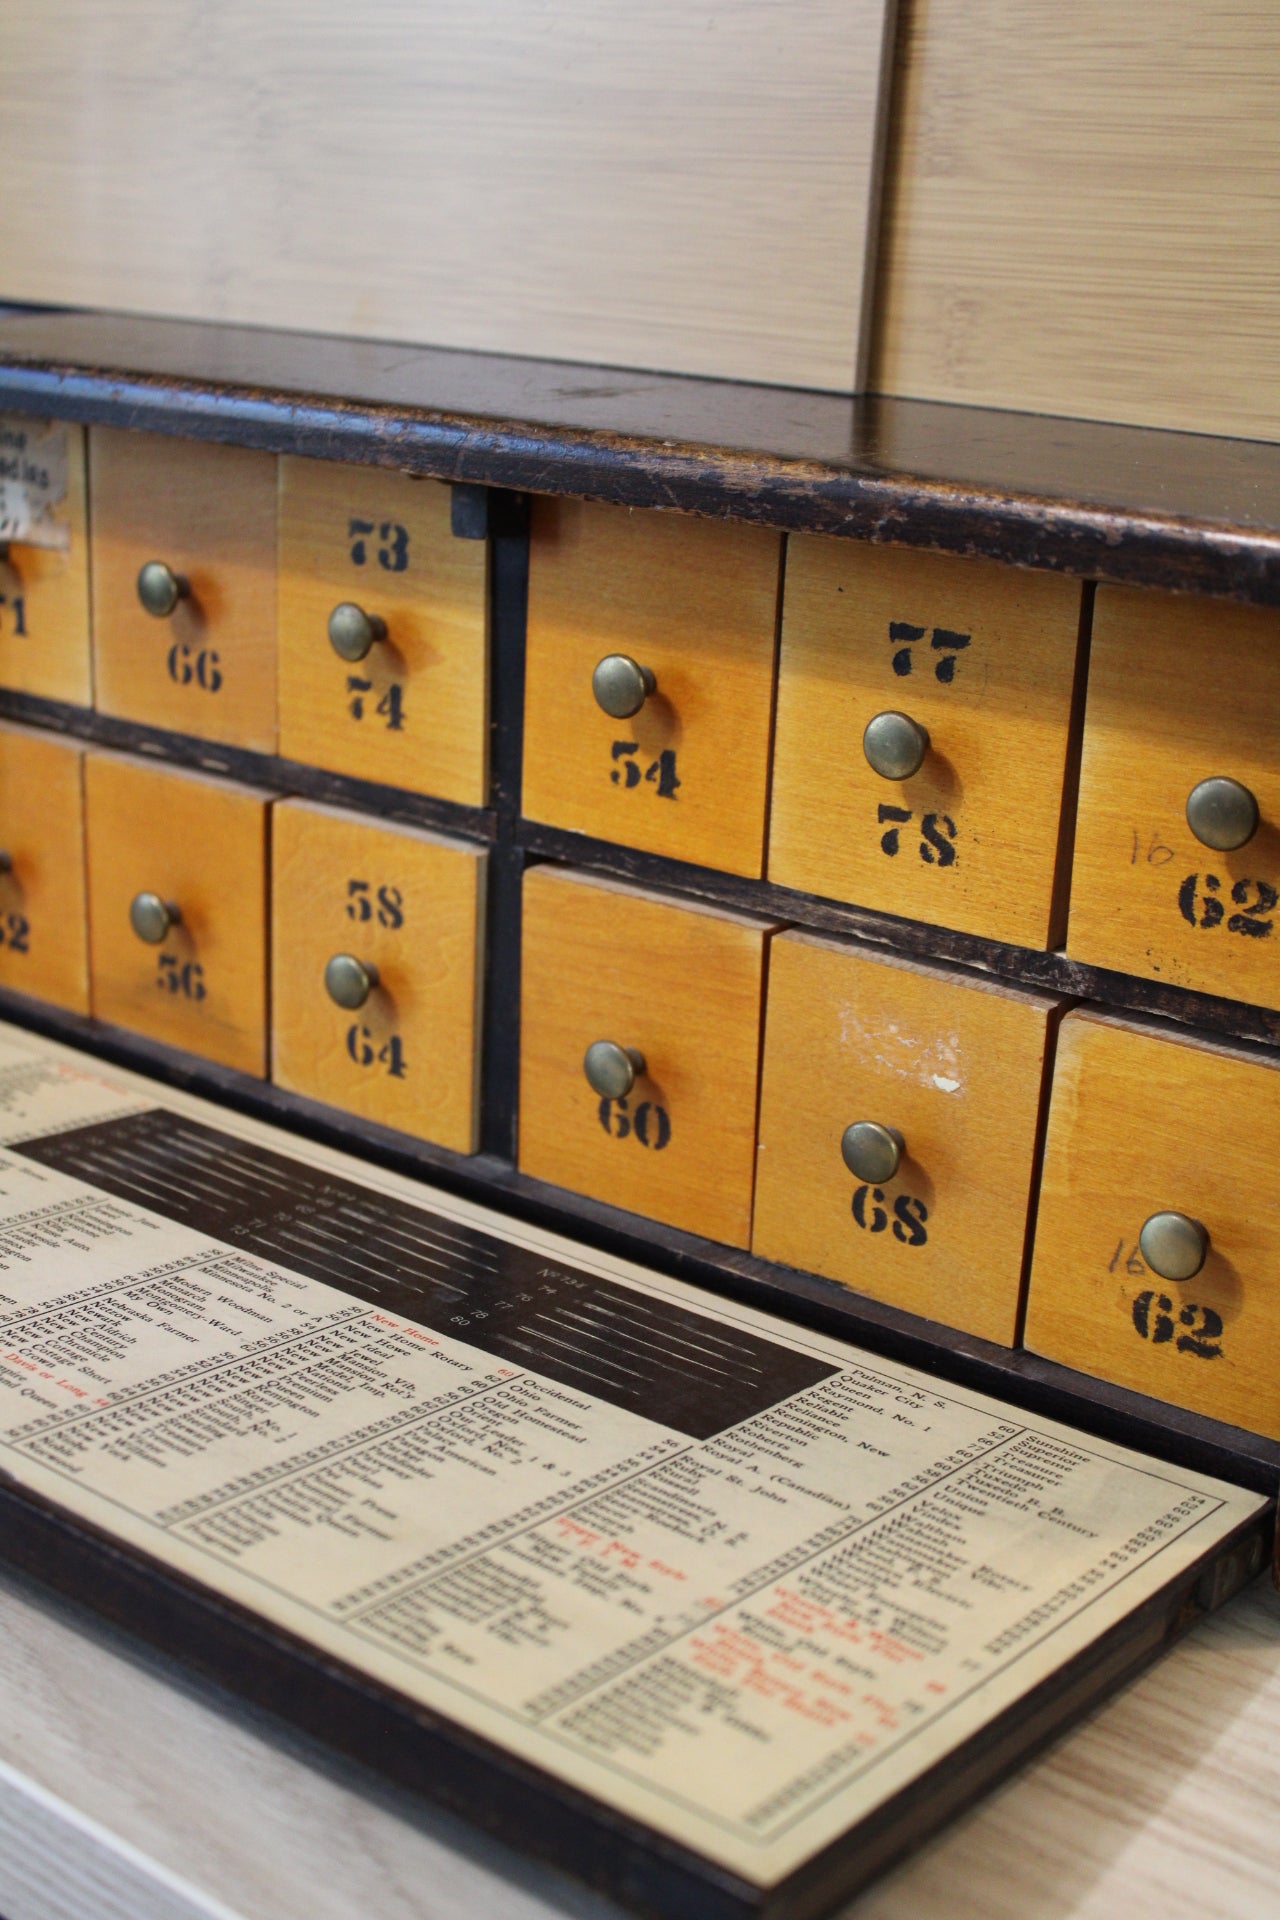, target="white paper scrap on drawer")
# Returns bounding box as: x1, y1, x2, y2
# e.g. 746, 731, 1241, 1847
0, 2, 895, 392
0, 420, 69, 550
0, 1023, 1263, 1889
